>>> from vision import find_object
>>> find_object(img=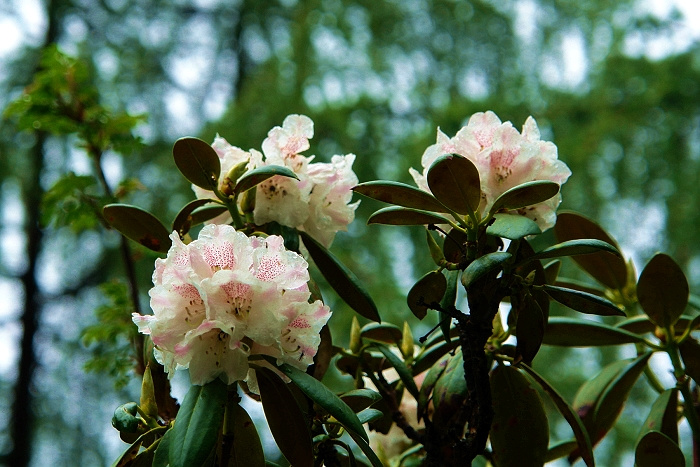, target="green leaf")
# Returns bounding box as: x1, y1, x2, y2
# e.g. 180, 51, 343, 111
168, 379, 227, 467
635, 431, 685, 467
488, 180, 560, 215
360, 322, 402, 344
233, 165, 299, 195
461, 251, 511, 289
545, 440, 578, 463
189, 205, 229, 226
490, 365, 549, 467
407, 270, 447, 320
152, 427, 172, 467
637, 253, 689, 328
439, 270, 459, 343
554, 212, 628, 290
353, 181, 449, 212
373, 343, 420, 399
426, 154, 481, 215
172, 137, 221, 190
486, 213, 541, 240
357, 408, 385, 424
529, 239, 622, 262
679, 338, 700, 385
270, 359, 369, 441
572, 353, 652, 458
520, 364, 594, 467
543, 260, 562, 285
514, 295, 545, 364
171, 199, 217, 236
340, 389, 383, 413
300, 231, 380, 322
103, 204, 172, 253
638, 389, 679, 444
346, 430, 384, 467
431, 349, 468, 431
367, 206, 453, 226
542, 284, 625, 317
543, 317, 646, 346
443, 227, 468, 263
417, 353, 451, 421
256, 367, 313, 467
225, 403, 265, 467
411, 335, 460, 376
